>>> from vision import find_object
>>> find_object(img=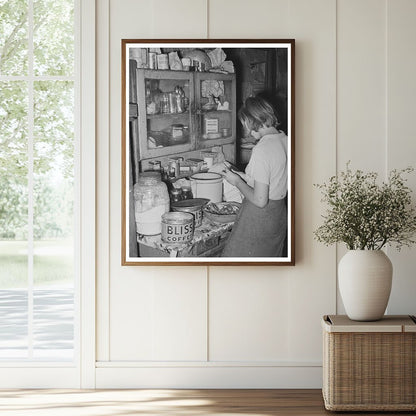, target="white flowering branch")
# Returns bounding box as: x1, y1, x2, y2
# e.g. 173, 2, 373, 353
314, 164, 416, 250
